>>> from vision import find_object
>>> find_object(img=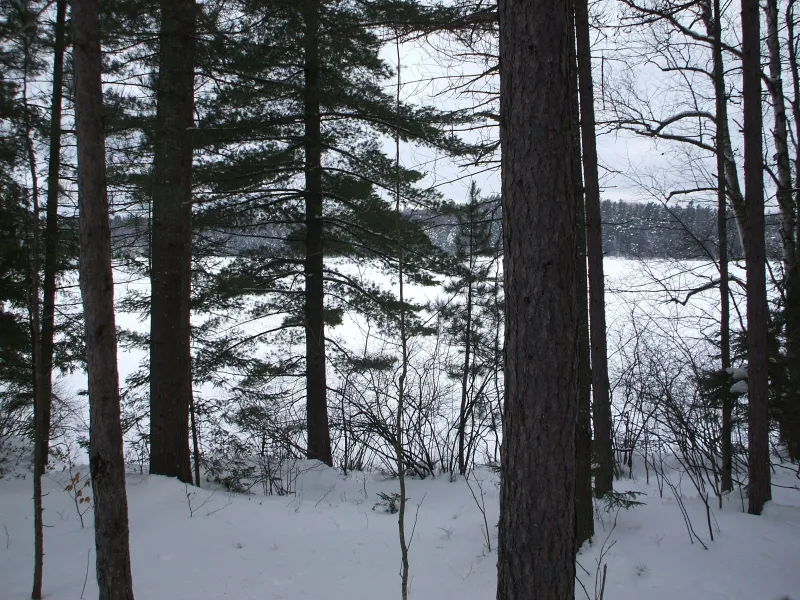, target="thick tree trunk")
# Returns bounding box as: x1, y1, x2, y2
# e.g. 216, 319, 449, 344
496, 0, 578, 597
766, 0, 800, 462
575, 0, 614, 496
709, 0, 734, 493
303, 0, 332, 466
570, 0, 594, 549
73, 1, 135, 596
32, 3, 67, 596
741, 0, 771, 515
149, 0, 196, 483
